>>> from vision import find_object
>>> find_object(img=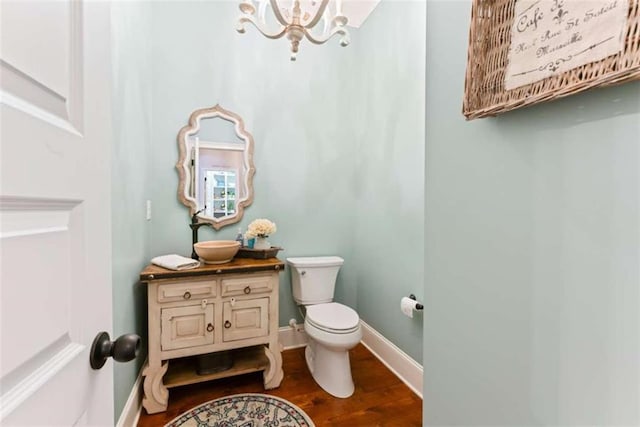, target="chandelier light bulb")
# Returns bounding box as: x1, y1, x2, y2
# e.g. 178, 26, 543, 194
237, 0, 350, 61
